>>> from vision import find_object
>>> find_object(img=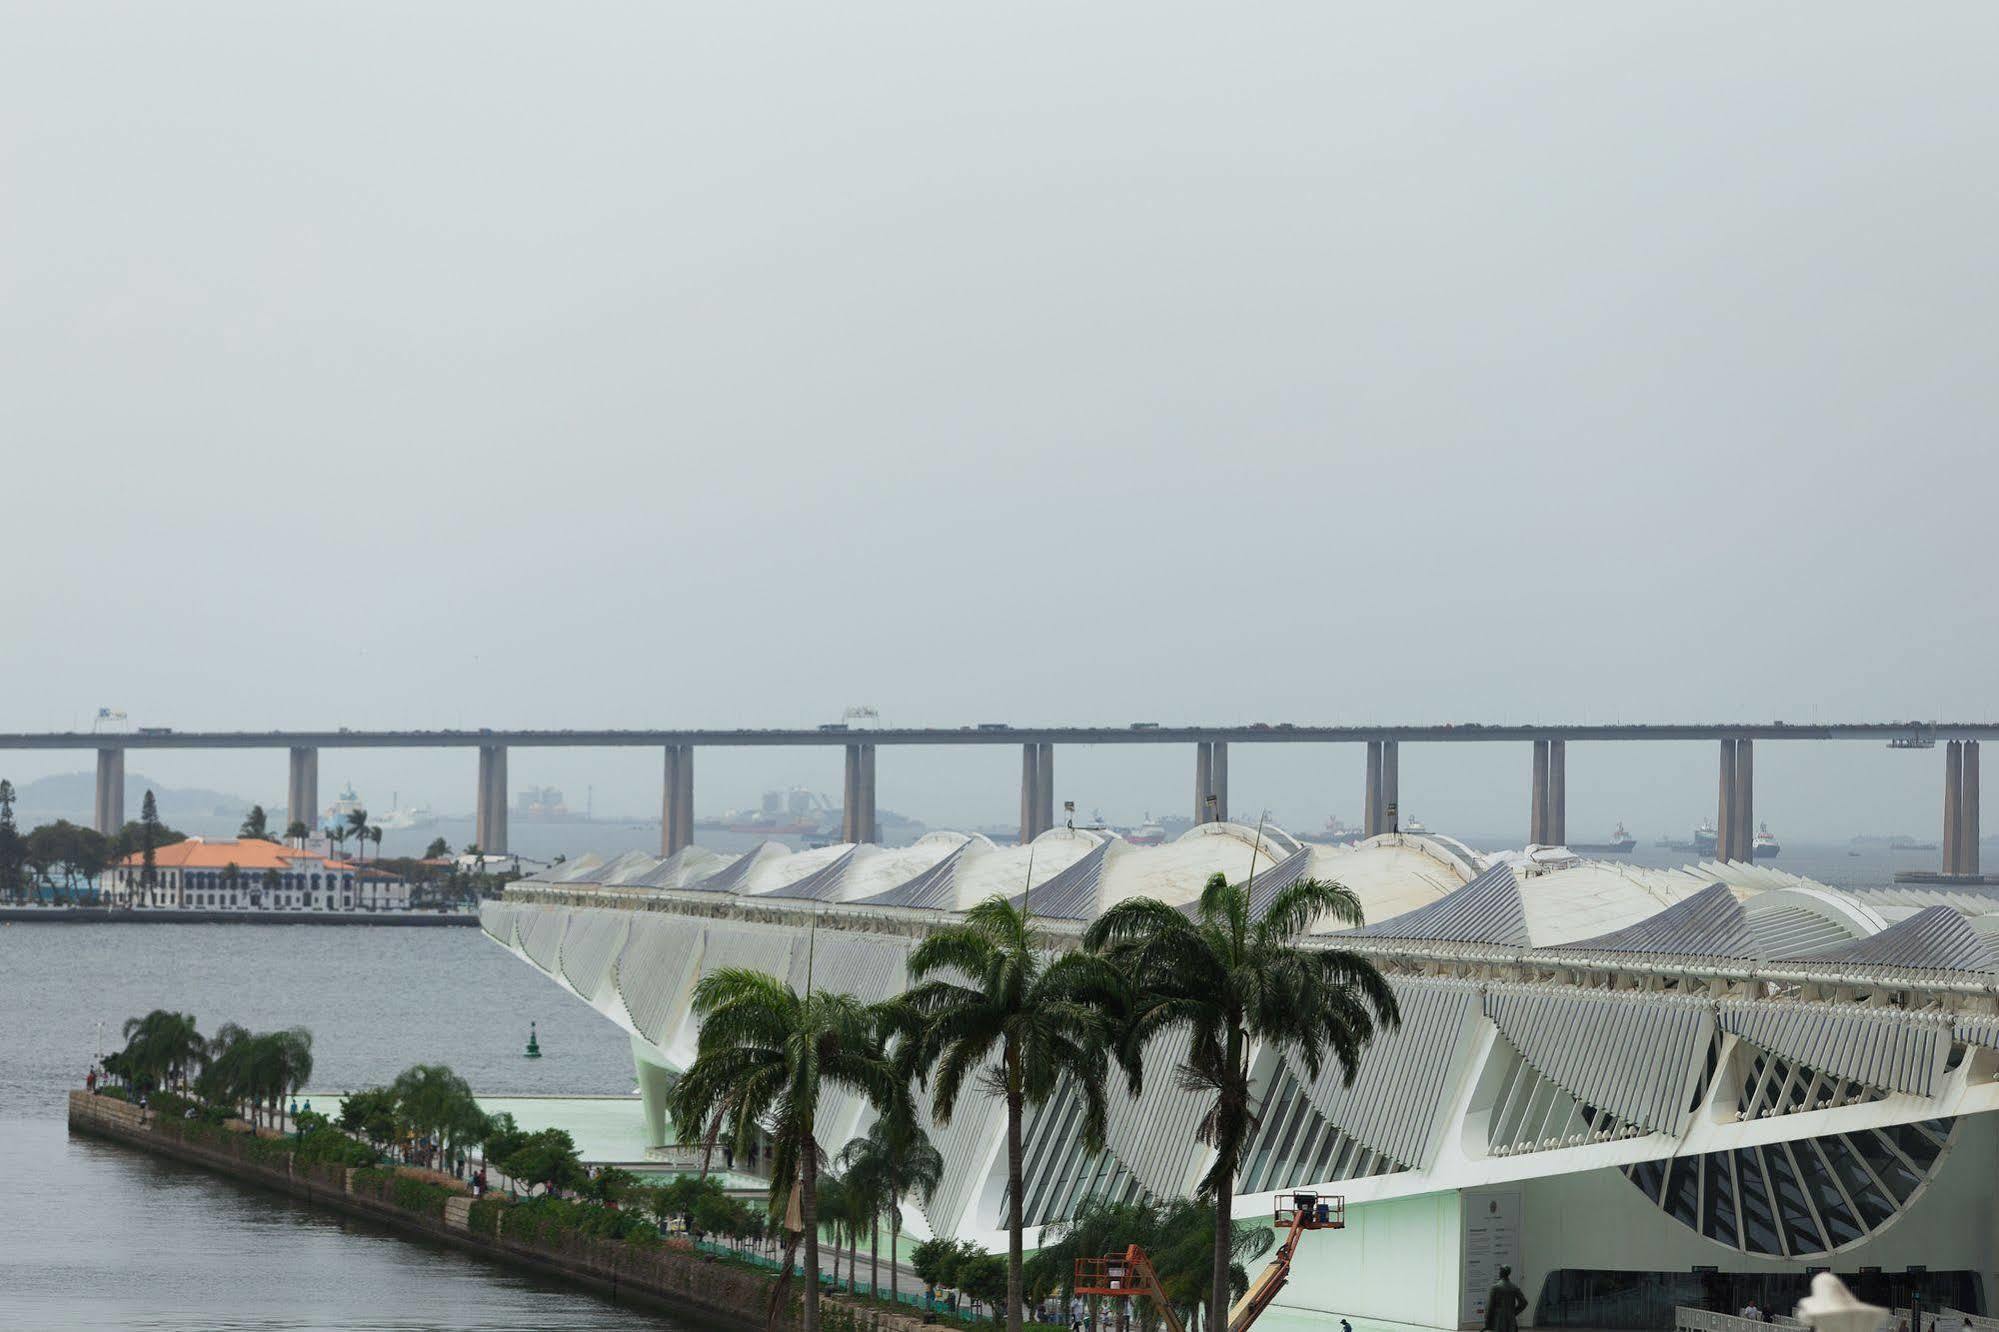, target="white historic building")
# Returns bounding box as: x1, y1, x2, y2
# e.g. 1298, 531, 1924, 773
484, 825, 1999, 1331
102, 836, 413, 912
